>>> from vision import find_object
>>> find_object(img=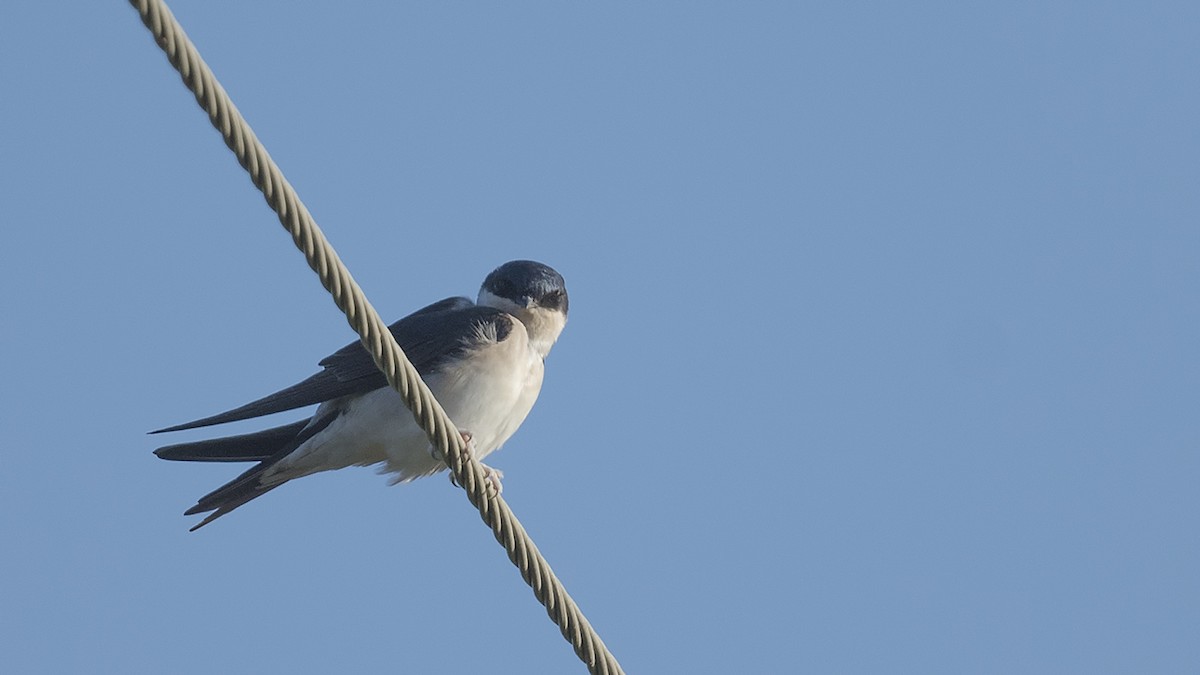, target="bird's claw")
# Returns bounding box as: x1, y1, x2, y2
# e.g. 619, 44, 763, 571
481, 464, 504, 495
446, 431, 503, 495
